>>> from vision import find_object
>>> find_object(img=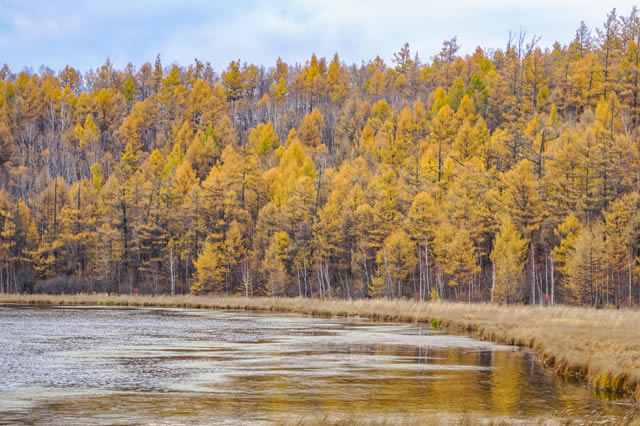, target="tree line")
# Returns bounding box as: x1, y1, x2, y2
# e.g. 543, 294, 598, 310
1, 8, 640, 306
